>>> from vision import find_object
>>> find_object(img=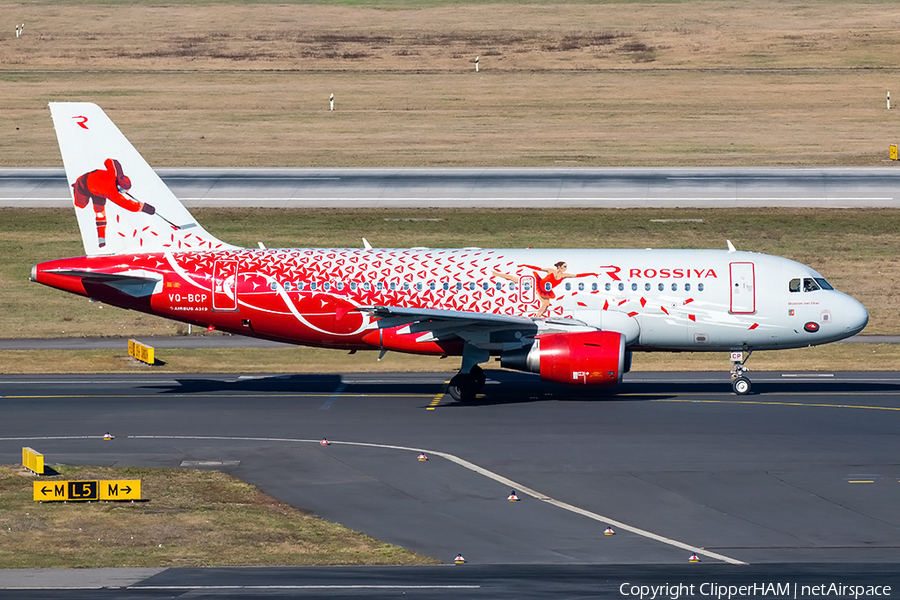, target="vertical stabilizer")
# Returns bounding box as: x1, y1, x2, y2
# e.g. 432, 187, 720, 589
49, 102, 236, 256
